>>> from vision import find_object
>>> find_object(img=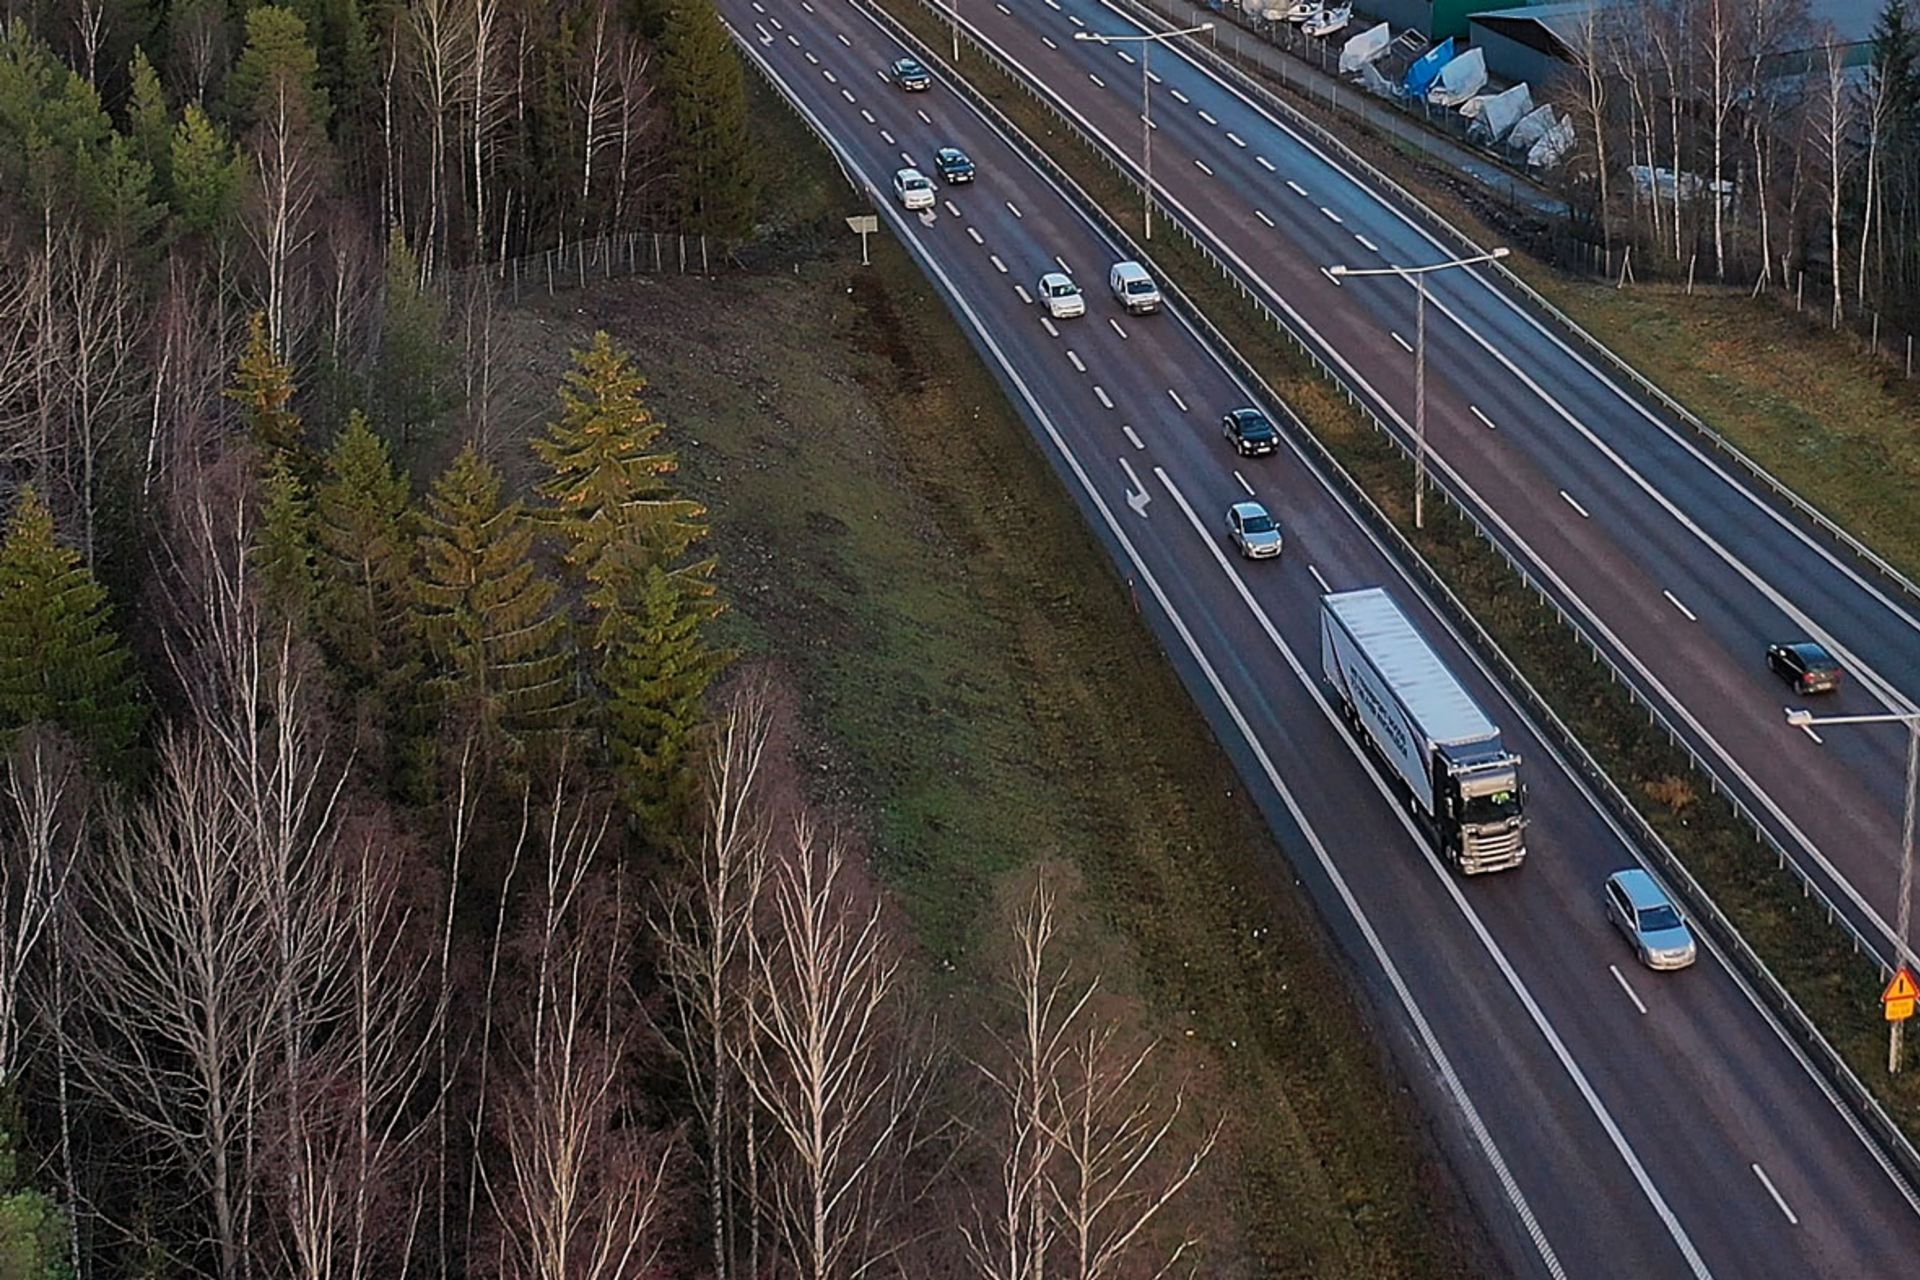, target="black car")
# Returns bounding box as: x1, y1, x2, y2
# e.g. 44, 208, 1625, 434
890, 56, 931, 90
933, 146, 975, 184
1766, 640, 1843, 694
1222, 407, 1279, 457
